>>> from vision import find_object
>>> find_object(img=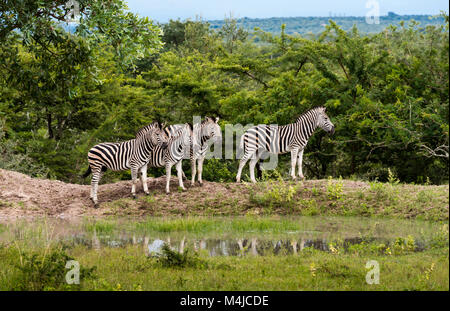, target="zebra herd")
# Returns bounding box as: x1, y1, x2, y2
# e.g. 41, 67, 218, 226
83, 107, 334, 207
